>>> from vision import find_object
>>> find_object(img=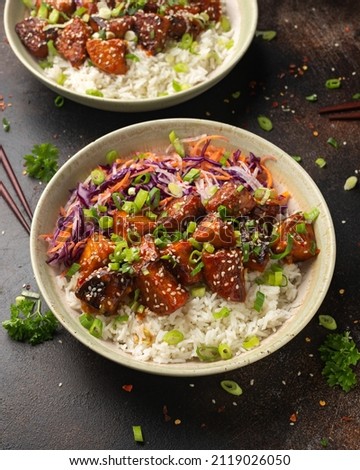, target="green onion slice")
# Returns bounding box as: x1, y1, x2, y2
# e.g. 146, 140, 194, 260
213, 307, 231, 320
163, 330, 184, 345
132, 425, 144, 443
344, 175, 358, 190
257, 115, 273, 131
183, 168, 201, 182
220, 380, 243, 396
253, 291, 265, 312
91, 168, 105, 185
304, 207, 320, 223
190, 285, 206, 298
242, 336, 260, 350
106, 150, 118, 164
79, 313, 94, 330
66, 262, 81, 278
315, 157, 327, 168
196, 345, 220, 362
319, 314, 337, 331
134, 188, 149, 211
99, 216, 113, 230
169, 130, 185, 157
325, 78, 341, 89
89, 318, 103, 338
218, 343, 233, 360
